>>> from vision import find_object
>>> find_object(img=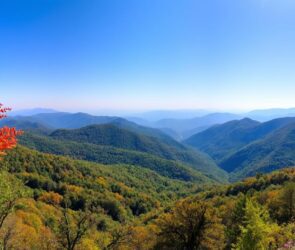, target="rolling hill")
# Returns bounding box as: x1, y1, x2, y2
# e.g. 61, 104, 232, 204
48, 124, 227, 182
0, 118, 53, 135
18, 123, 228, 183
0, 146, 205, 221
221, 122, 295, 181
9, 112, 186, 147
185, 117, 295, 181
7, 112, 228, 182
19, 132, 211, 183
50, 124, 187, 159
185, 117, 295, 163
184, 118, 260, 162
